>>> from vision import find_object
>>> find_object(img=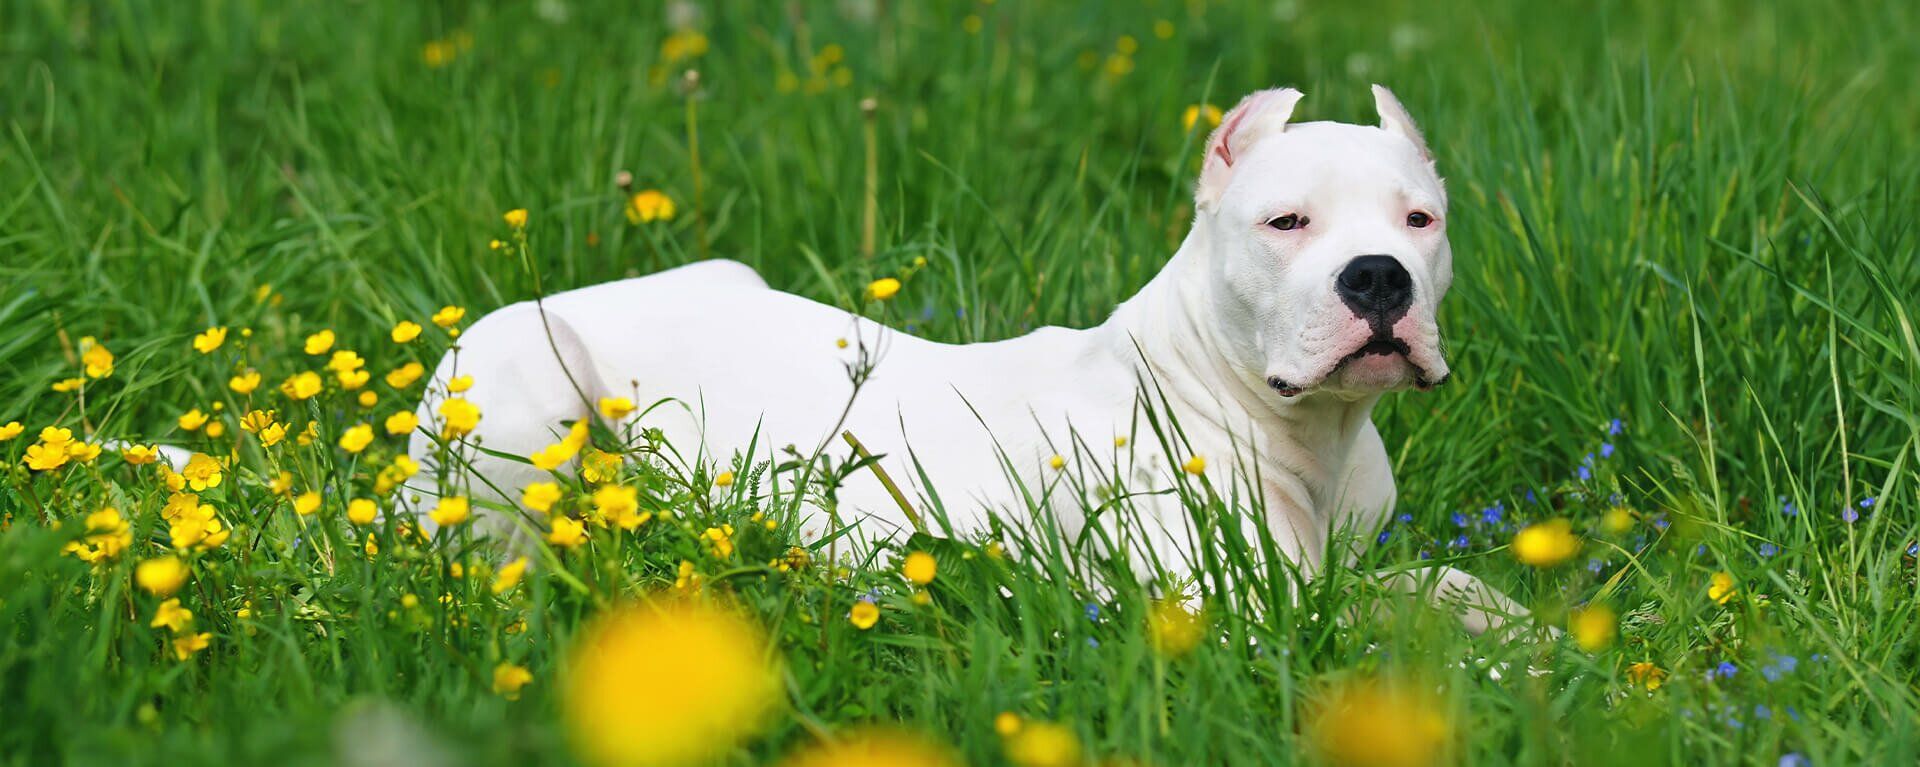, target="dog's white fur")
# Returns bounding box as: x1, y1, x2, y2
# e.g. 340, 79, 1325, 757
407, 86, 1526, 633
